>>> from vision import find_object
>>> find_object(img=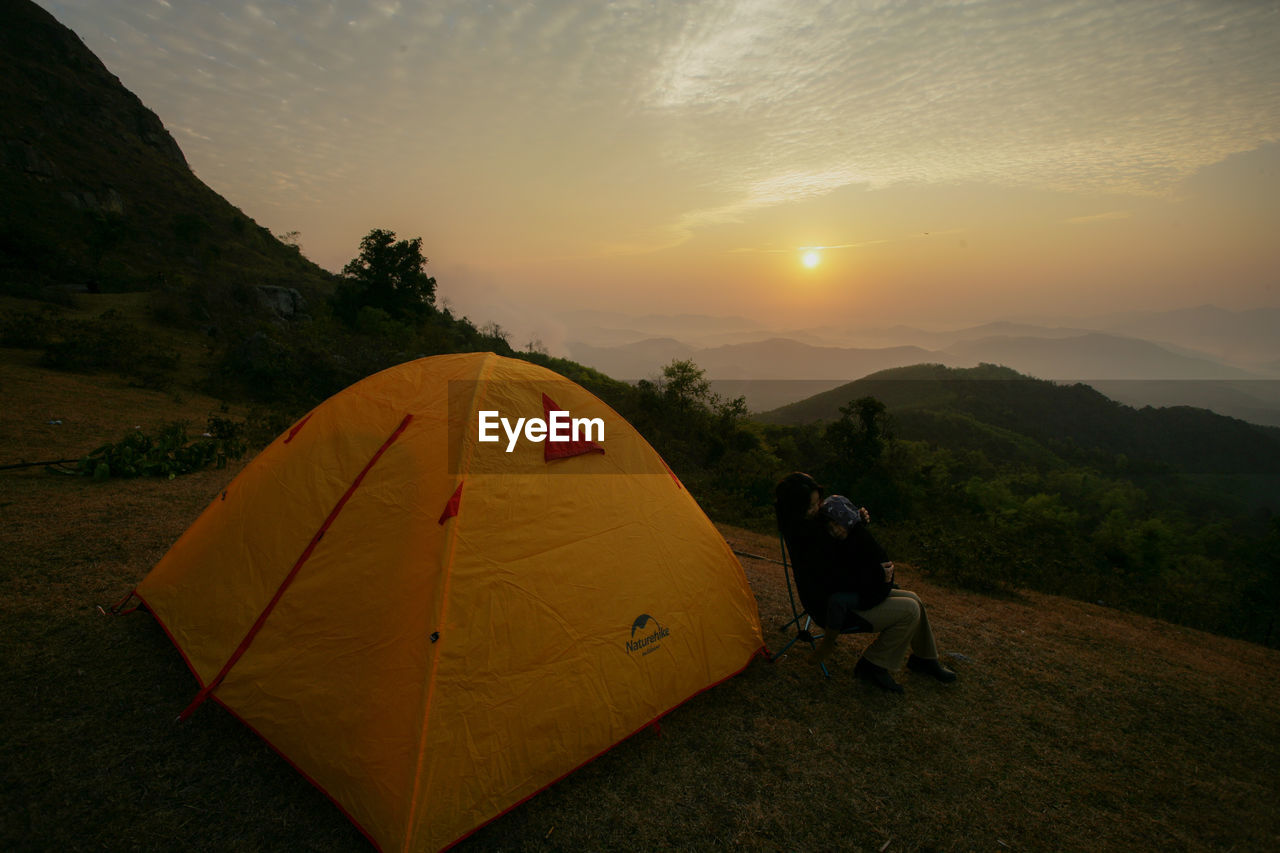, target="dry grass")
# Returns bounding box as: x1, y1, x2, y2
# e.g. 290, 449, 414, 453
2, 350, 1279, 852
